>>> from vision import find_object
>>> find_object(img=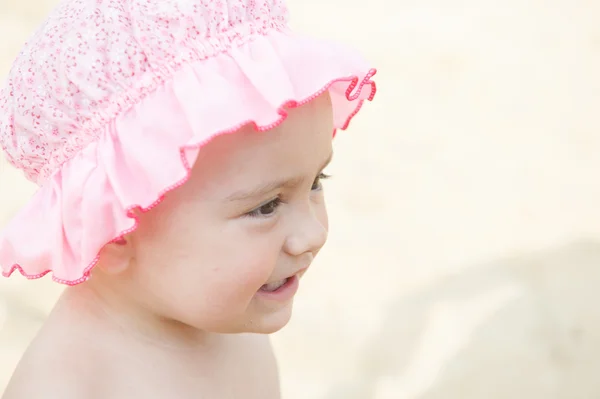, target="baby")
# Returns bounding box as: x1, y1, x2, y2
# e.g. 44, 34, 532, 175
0, 0, 376, 398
